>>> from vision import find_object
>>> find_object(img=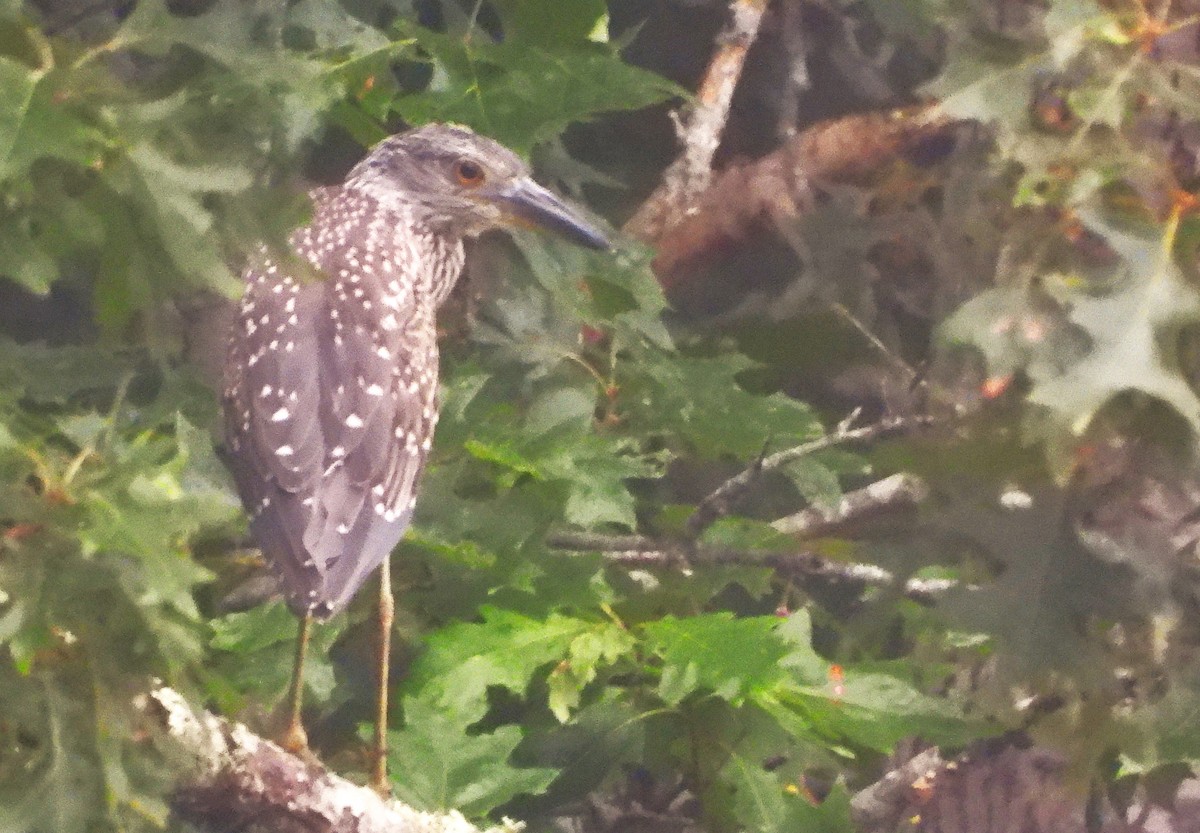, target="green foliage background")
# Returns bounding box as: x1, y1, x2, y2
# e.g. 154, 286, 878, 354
3, 0, 1200, 831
